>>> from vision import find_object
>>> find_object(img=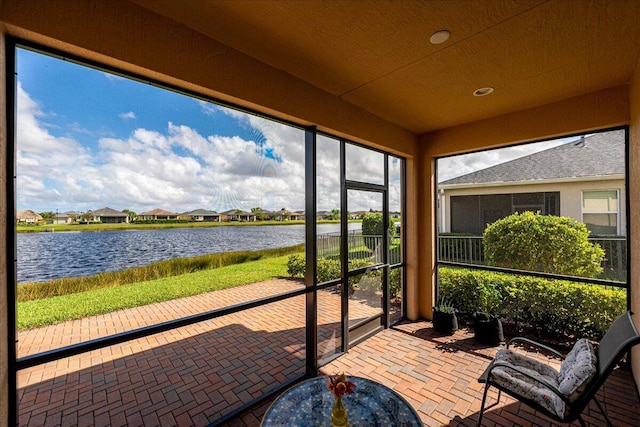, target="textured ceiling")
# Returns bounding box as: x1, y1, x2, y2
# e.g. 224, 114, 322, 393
134, 0, 640, 135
